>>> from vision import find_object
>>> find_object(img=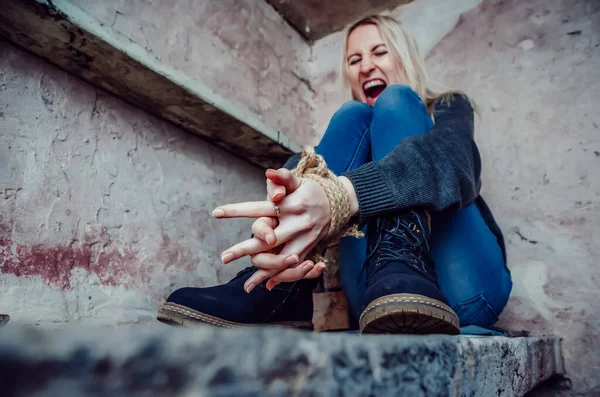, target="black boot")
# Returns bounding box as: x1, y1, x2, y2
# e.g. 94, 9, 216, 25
358, 210, 460, 334
157, 266, 318, 330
